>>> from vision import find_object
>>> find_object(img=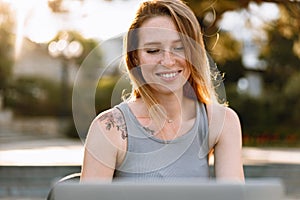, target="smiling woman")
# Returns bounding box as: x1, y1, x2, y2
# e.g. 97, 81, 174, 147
80, 0, 244, 183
